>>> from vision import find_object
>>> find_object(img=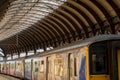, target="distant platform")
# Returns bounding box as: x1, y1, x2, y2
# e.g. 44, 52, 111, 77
0, 74, 20, 80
